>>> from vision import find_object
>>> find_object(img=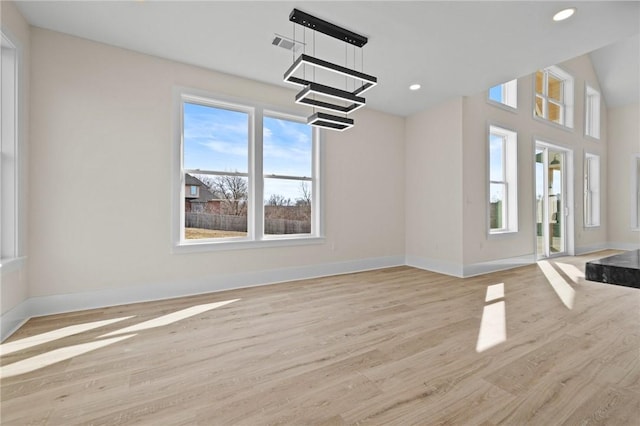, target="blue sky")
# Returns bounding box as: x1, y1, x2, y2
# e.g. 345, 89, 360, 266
184, 102, 312, 202
489, 134, 504, 203
488, 85, 502, 103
